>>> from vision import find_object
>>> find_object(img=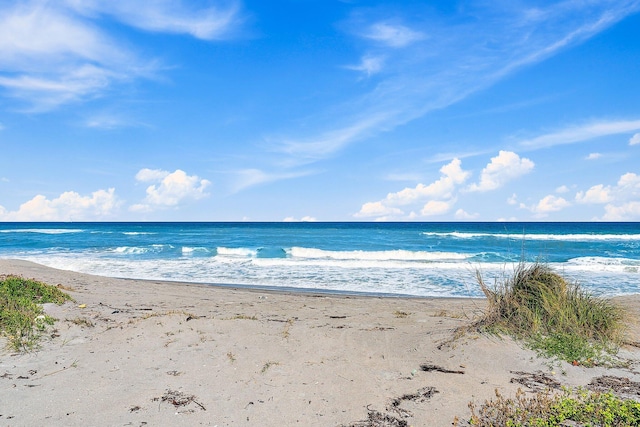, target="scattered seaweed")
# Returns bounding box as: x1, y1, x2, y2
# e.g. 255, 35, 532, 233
154, 389, 206, 411
509, 370, 561, 391
67, 317, 95, 328
420, 363, 465, 374
228, 314, 258, 320
588, 375, 640, 397
393, 311, 410, 319
343, 410, 407, 427
343, 387, 439, 427
260, 361, 279, 373
388, 387, 439, 418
